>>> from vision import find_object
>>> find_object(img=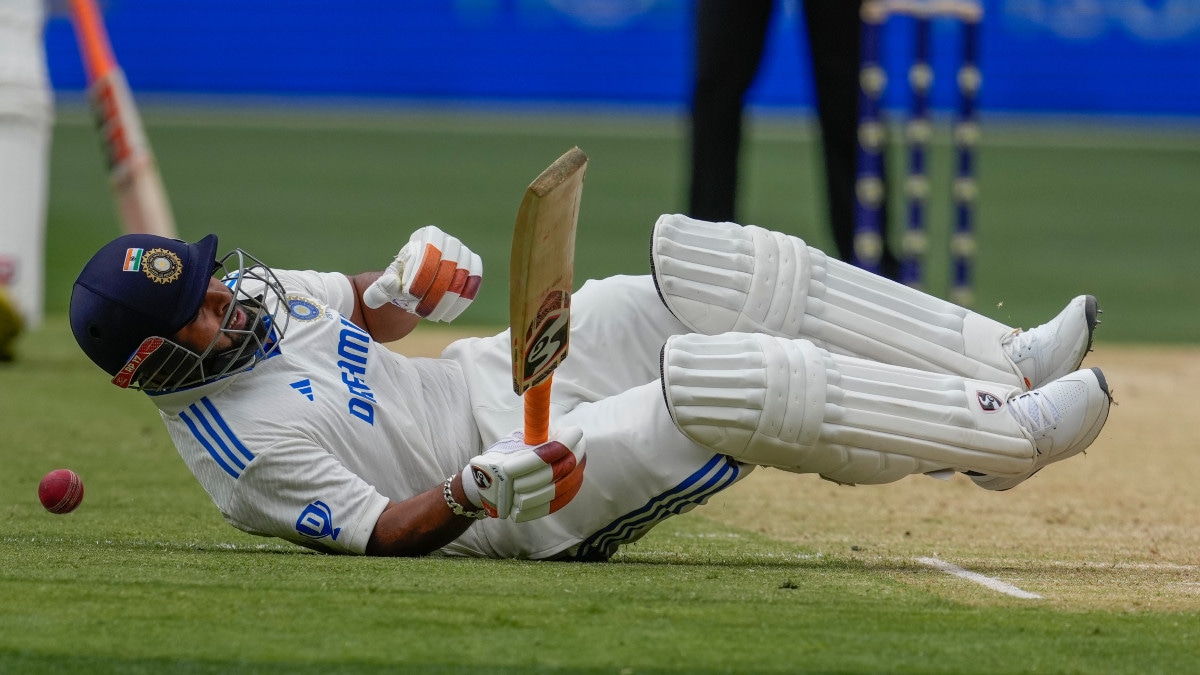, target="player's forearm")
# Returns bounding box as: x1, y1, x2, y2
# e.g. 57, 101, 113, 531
347, 272, 422, 343
364, 473, 477, 557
